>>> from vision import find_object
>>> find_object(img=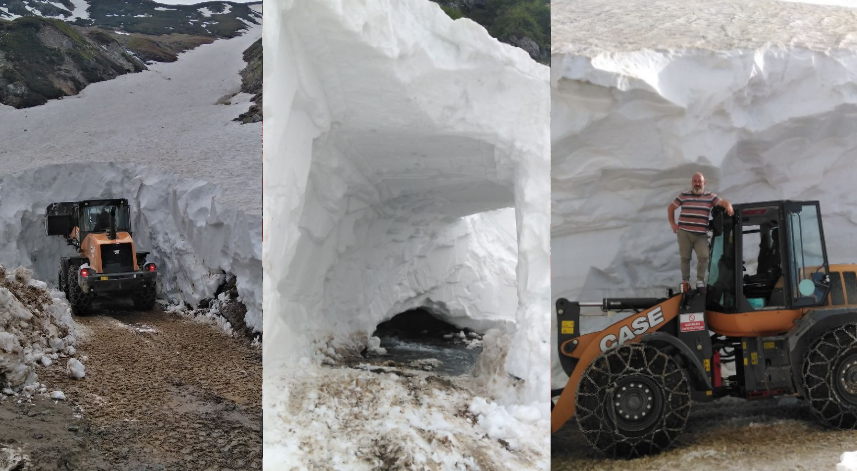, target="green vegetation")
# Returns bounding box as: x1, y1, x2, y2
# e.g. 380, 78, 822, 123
235, 37, 262, 123
438, 0, 550, 63
0, 17, 143, 108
